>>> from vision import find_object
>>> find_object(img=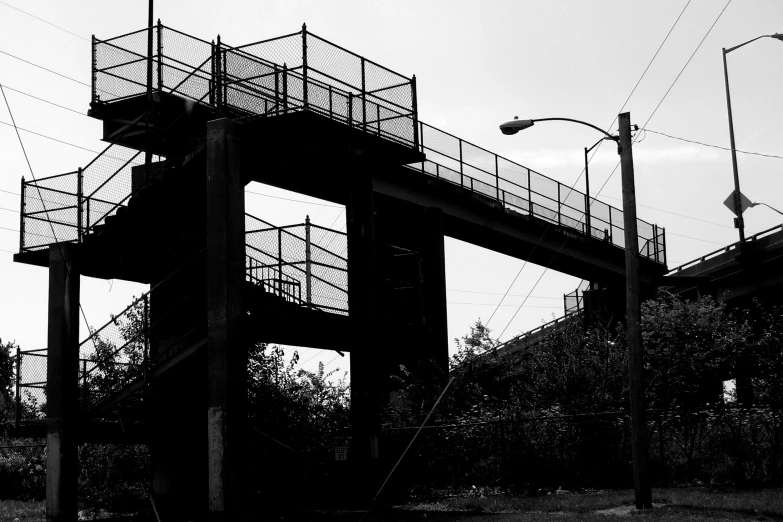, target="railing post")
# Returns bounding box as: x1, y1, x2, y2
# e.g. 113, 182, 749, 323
609, 209, 613, 244
301, 23, 308, 108
143, 293, 150, 370
495, 155, 500, 202
215, 35, 223, 116
663, 227, 667, 267
19, 177, 25, 252
328, 85, 333, 117
458, 139, 464, 188
557, 184, 561, 227
411, 75, 419, 149
527, 169, 533, 216
210, 40, 216, 107
277, 228, 283, 296
15, 347, 20, 428
348, 93, 353, 127
76, 168, 83, 243
91, 36, 97, 102
585, 194, 591, 238
282, 63, 288, 114
653, 225, 660, 263
85, 197, 91, 235
81, 359, 87, 412
147, 15, 153, 101
274, 64, 279, 113
360, 57, 367, 130
305, 216, 312, 309
376, 105, 381, 136
157, 20, 163, 92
